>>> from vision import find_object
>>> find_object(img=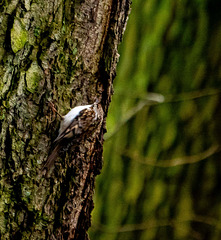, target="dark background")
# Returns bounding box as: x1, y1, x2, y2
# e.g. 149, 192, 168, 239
90, 0, 221, 239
